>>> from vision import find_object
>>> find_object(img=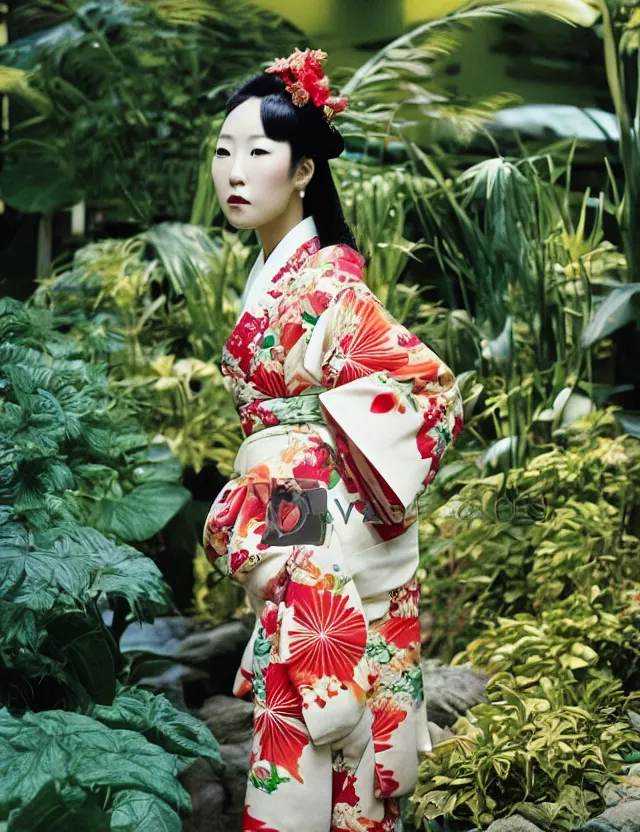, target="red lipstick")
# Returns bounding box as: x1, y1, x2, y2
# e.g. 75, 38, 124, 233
227, 195, 250, 205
